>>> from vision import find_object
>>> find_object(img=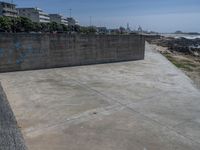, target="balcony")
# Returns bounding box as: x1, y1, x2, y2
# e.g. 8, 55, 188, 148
3, 12, 18, 17
3, 7, 18, 14
39, 15, 50, 20
39, 19, 50, 23
39, 11, 49, 17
